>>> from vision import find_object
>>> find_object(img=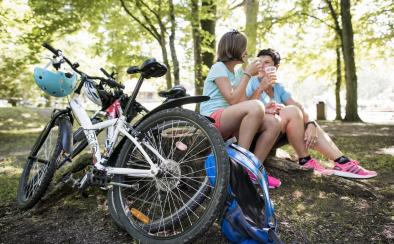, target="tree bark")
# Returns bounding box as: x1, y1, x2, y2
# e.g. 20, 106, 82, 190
160, 31, 173, 89
168, 0, 180, 86
244, 0, 259, 58
200, 0, 216, 80
190, 0, 203, 101
335, 43, 342, 120
340, 0, 361, 121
